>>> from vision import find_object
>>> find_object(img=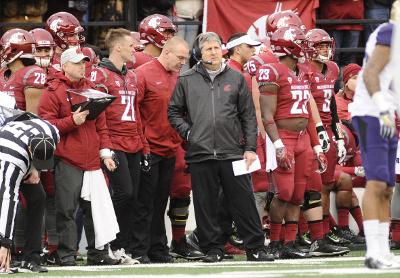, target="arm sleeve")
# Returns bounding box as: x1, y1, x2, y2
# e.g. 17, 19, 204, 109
135, 91, 150, 154
330, 95, 341, 140
95, 111, 113, 150
38, 88, 78, 135
341, 166, 356, 175
167, 77, 191, 140
237, 74, 258, 153
306, 102, 320, 147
